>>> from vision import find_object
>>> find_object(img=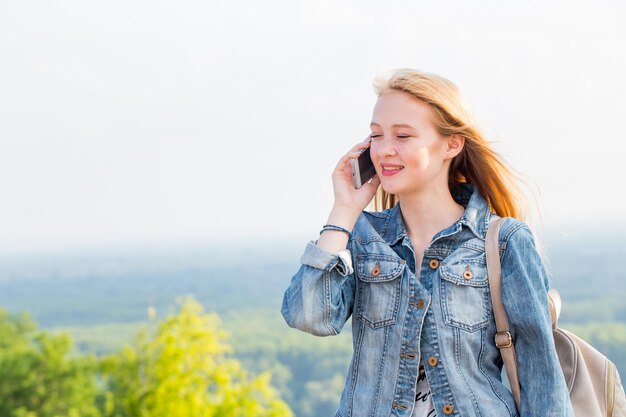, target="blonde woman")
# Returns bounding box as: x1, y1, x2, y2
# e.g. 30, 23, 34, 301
281, 69, 572, 417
